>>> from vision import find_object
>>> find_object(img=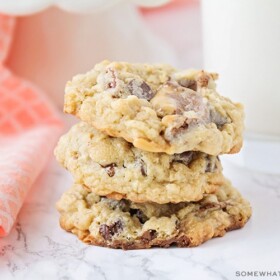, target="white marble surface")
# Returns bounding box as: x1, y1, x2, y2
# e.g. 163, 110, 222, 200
1, 155, 280, 280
